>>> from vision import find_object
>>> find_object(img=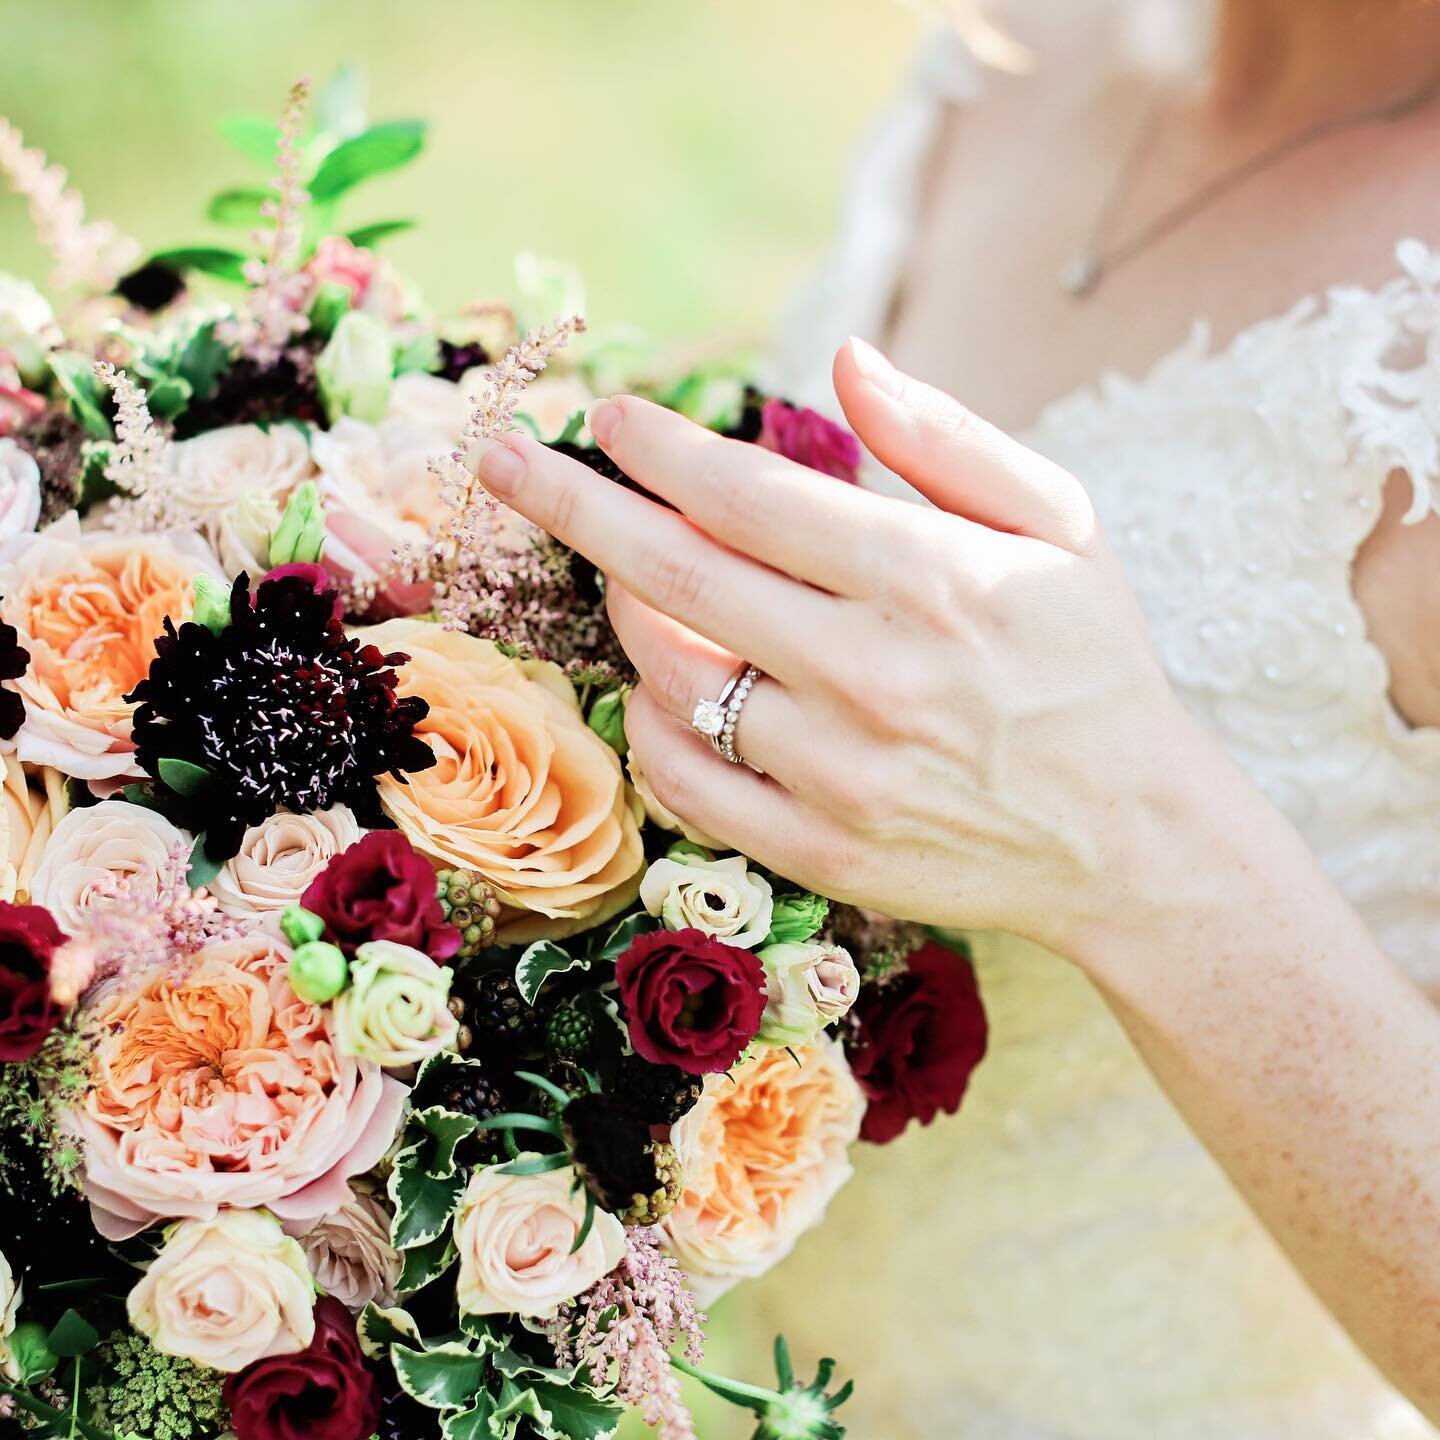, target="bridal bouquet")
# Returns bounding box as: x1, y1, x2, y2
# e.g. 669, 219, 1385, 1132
0, 75, 988, 1440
